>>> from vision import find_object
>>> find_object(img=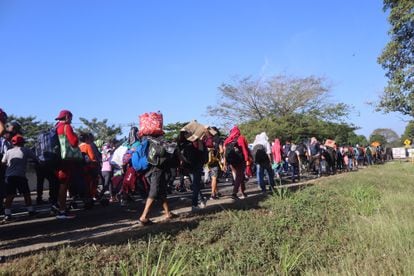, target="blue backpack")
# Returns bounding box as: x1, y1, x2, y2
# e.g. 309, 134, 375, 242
35, 127, 61, 162
131, 139, 150, 172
